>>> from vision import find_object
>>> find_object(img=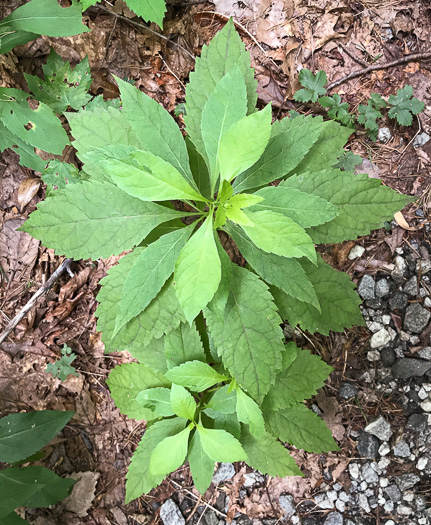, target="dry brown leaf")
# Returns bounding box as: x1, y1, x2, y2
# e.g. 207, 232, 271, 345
394, 211, 417, 231
384, 227, 405, 254
17, 177, 40, 211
